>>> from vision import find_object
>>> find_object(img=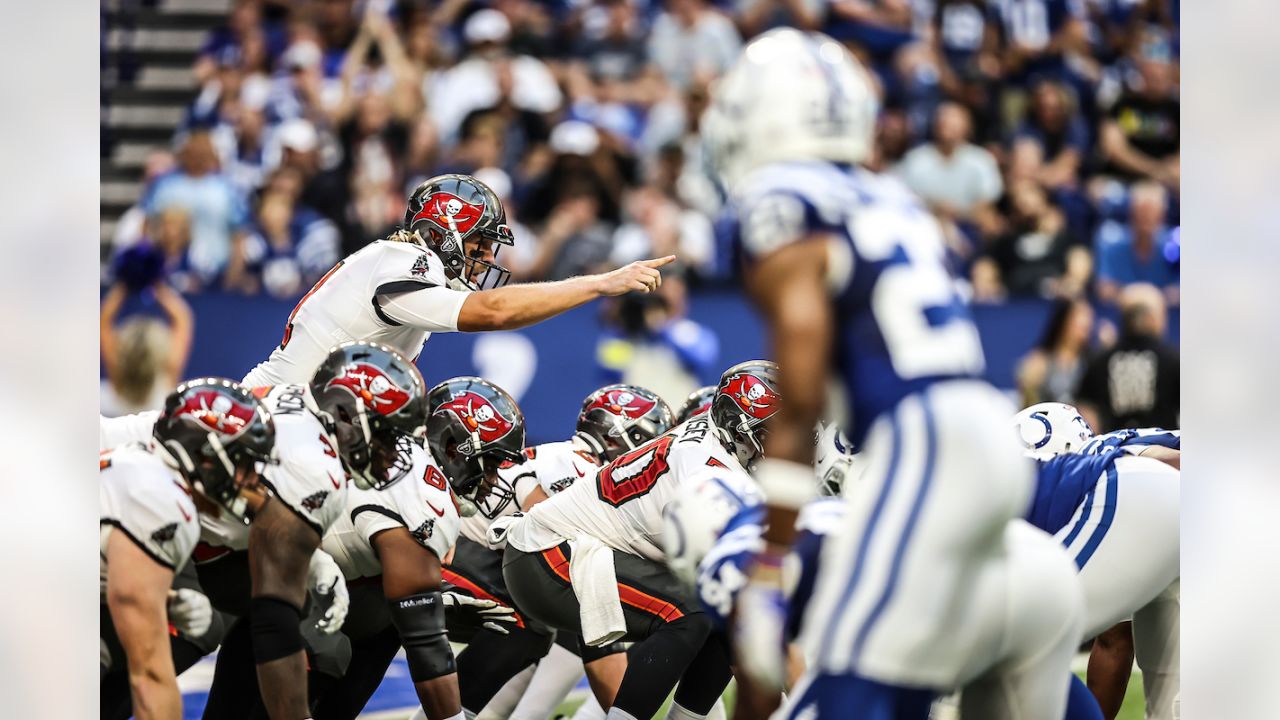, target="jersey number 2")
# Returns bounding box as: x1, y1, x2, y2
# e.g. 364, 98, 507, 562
280, 261, 345, 350
597, 435, 675, 507
848, 206, 985, 379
